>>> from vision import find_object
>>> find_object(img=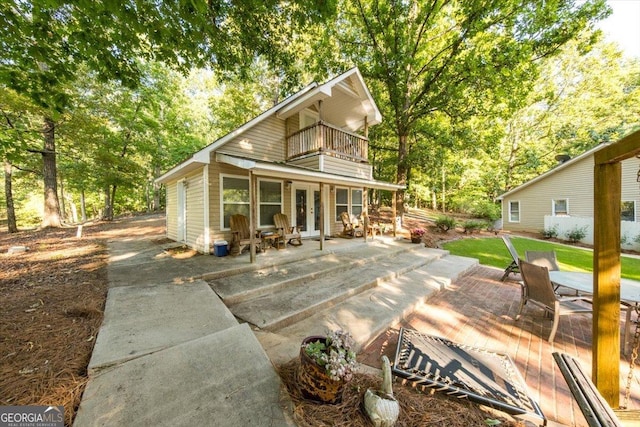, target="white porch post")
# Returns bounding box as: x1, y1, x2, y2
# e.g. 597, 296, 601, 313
319, 183, 325, 251
202, 166, 210, 254
250, 171, 257, 263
